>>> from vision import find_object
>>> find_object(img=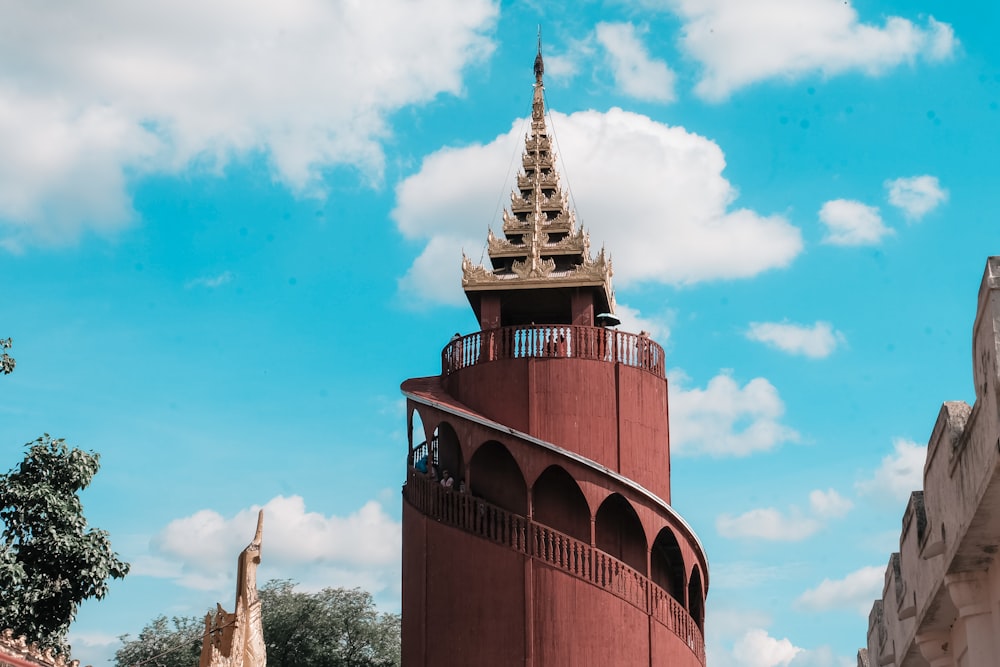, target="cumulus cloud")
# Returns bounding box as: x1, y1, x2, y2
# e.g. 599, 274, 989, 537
717, 508, 821, 541
746, 320, 845, 358
856, 438, 926, 503
708, 607, 774, 639
668, 370, 799, 457
615, 303, 671, 342
394, 109, 802, 305
145, 495, 401, 597
665, 0, 957, 100
596, 22, 676, 102
732, 629, 802, 667
717, 487, 852, 541
0, 0, 497, 248
819, 199, 893, 246
796, 565, 884, 615
709, 625, 852, 667
885, 175, 948, 220
808, 488, 853, 519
